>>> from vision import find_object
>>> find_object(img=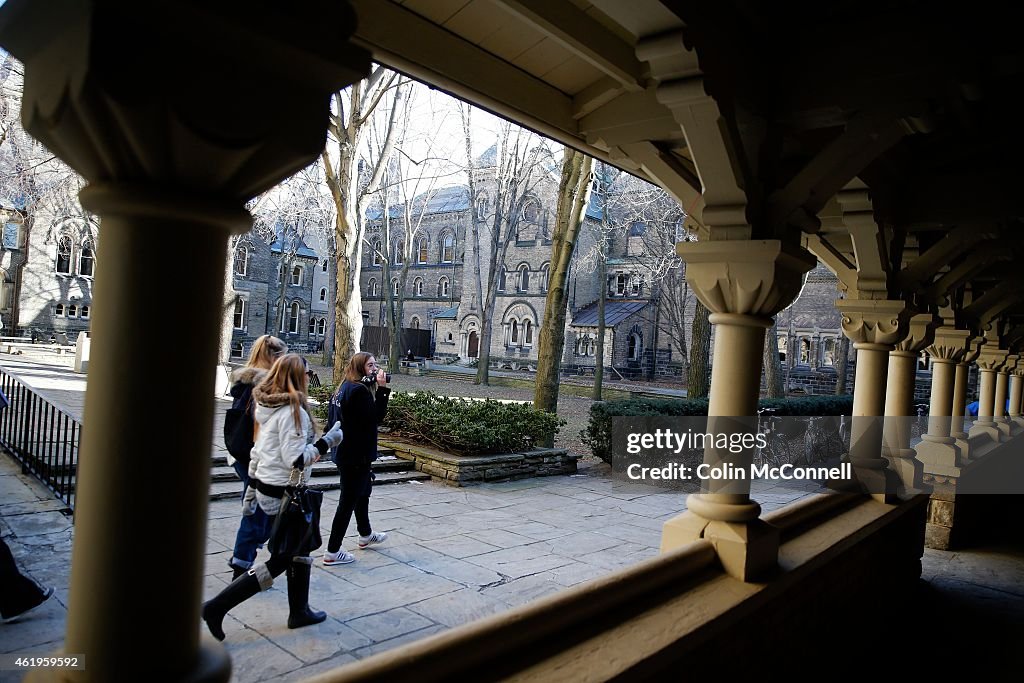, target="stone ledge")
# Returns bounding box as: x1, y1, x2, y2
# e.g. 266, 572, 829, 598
378, 437, 579, 486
